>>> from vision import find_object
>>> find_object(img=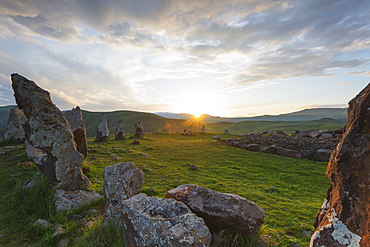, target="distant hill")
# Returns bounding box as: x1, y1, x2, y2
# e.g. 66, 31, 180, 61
153, 112, 194, 120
